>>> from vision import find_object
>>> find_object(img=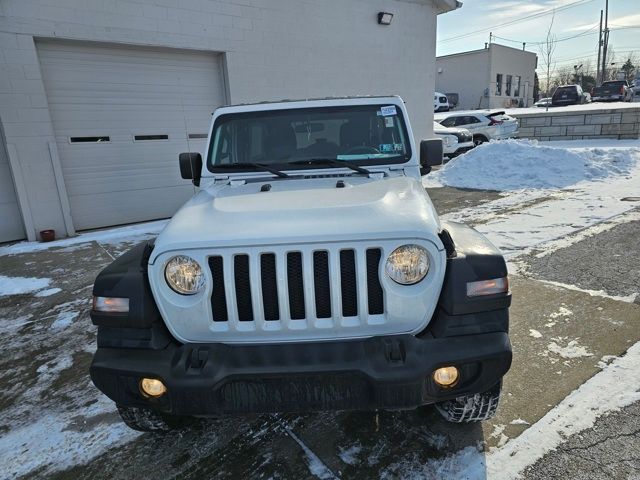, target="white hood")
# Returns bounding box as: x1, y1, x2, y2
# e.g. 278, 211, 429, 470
151, 175, 443, 261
